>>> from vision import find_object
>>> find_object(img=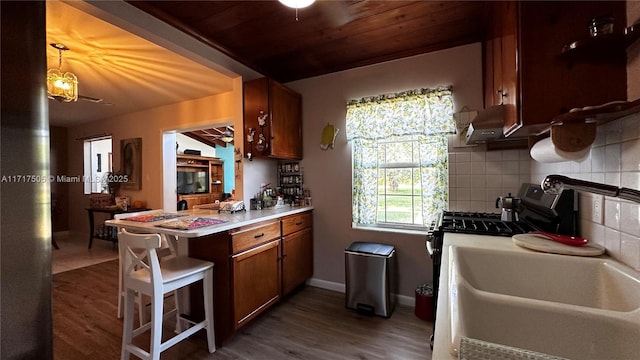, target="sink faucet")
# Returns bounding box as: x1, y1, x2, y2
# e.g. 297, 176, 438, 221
542, 175, 640, 204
